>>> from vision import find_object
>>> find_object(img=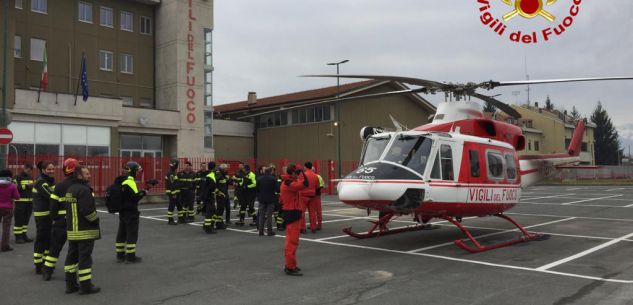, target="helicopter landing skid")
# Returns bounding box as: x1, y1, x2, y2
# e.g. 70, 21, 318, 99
442, 214, 543, 253
342, 212, 436, 239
